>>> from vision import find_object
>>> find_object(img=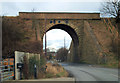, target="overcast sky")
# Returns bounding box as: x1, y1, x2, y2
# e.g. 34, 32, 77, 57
0, 2, 102, 16
0, 0, 105, 52
43, 29, 72, 52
